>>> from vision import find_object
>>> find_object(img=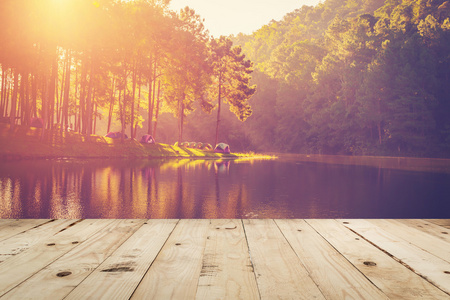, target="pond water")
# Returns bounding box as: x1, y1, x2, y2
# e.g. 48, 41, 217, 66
0, 157, 449, 219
